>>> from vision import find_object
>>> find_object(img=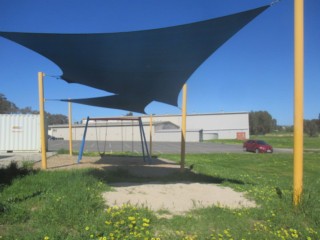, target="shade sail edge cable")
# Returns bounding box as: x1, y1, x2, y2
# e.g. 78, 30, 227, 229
60, 95, 153, 114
